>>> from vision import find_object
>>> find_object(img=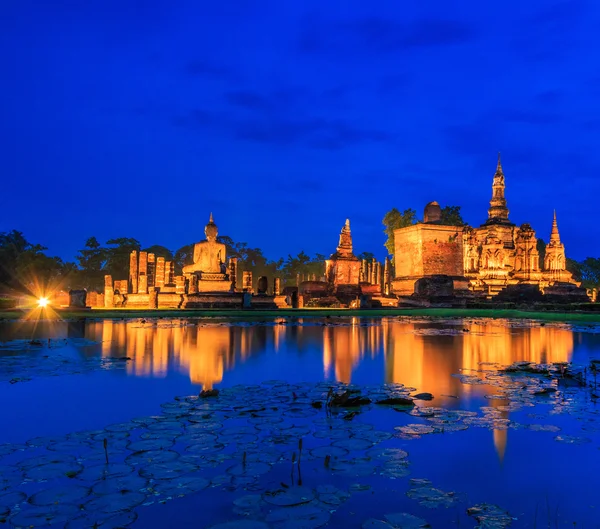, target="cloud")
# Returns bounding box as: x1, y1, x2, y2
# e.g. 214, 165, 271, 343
235, 117, 394, 150
225, 90, 271, 110
171, 106, 394, 150
184, 60, 238, 81
299, 16, 476, 56
511, 0, 587, 61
